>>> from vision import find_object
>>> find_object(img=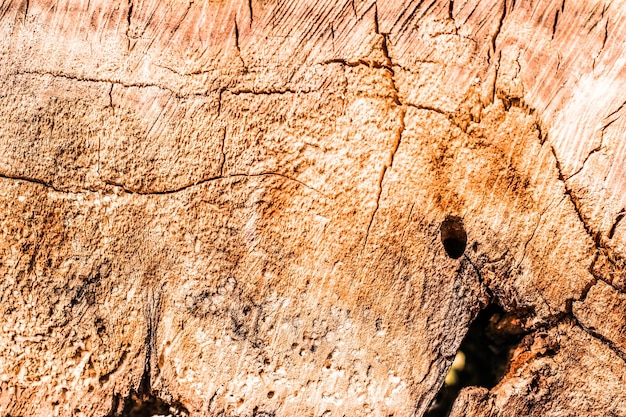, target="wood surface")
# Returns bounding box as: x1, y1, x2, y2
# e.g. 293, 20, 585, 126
0, 0, 625, 416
